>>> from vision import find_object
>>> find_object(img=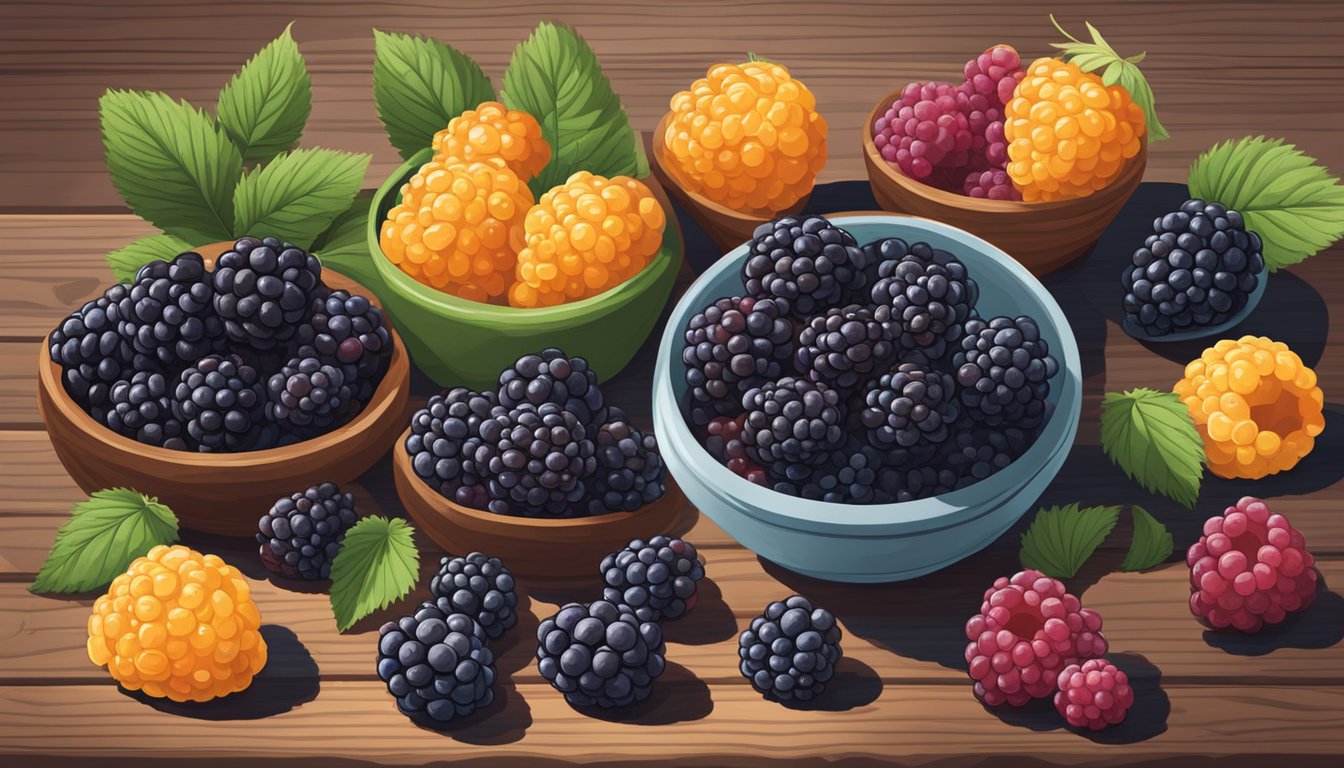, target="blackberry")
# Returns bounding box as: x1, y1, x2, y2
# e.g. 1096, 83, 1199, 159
738, 595, 842, 702
172, 354, 275, 452
256, 483, 358, 580
953, 316, 1058, 430
1121, 199, 1265, 337
536, 600, 665, 709
775, 440, 882, 504
405, 388, 500, 509
860, 363, 960, 464
429, 553, 518, 640
600, 536, 704, 622
585, 419, 667, 514
213, 236, 322, 350
682, 296, 793, 426
498, 348, 606, 427
296, 290, 391, 384
742, 216, 867, 318
868, 239, 978, 361
377, 603, 495, 723
99, 370, 185, 449
876, 464, 958, 503
794, 304, 895, 389
741, 377, 845, 469
478, 402, 596, 517
937, 425, 1028, 488
48, 285, 135, 408
704, 415, 768, 486
117, 252, 224, 367
265, 354, 355, 430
